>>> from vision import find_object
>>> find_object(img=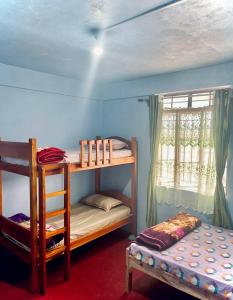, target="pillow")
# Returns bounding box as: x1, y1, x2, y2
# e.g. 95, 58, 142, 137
81, 194, 123, 212
90, 139, 128, 151
112, 139, 128, 150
